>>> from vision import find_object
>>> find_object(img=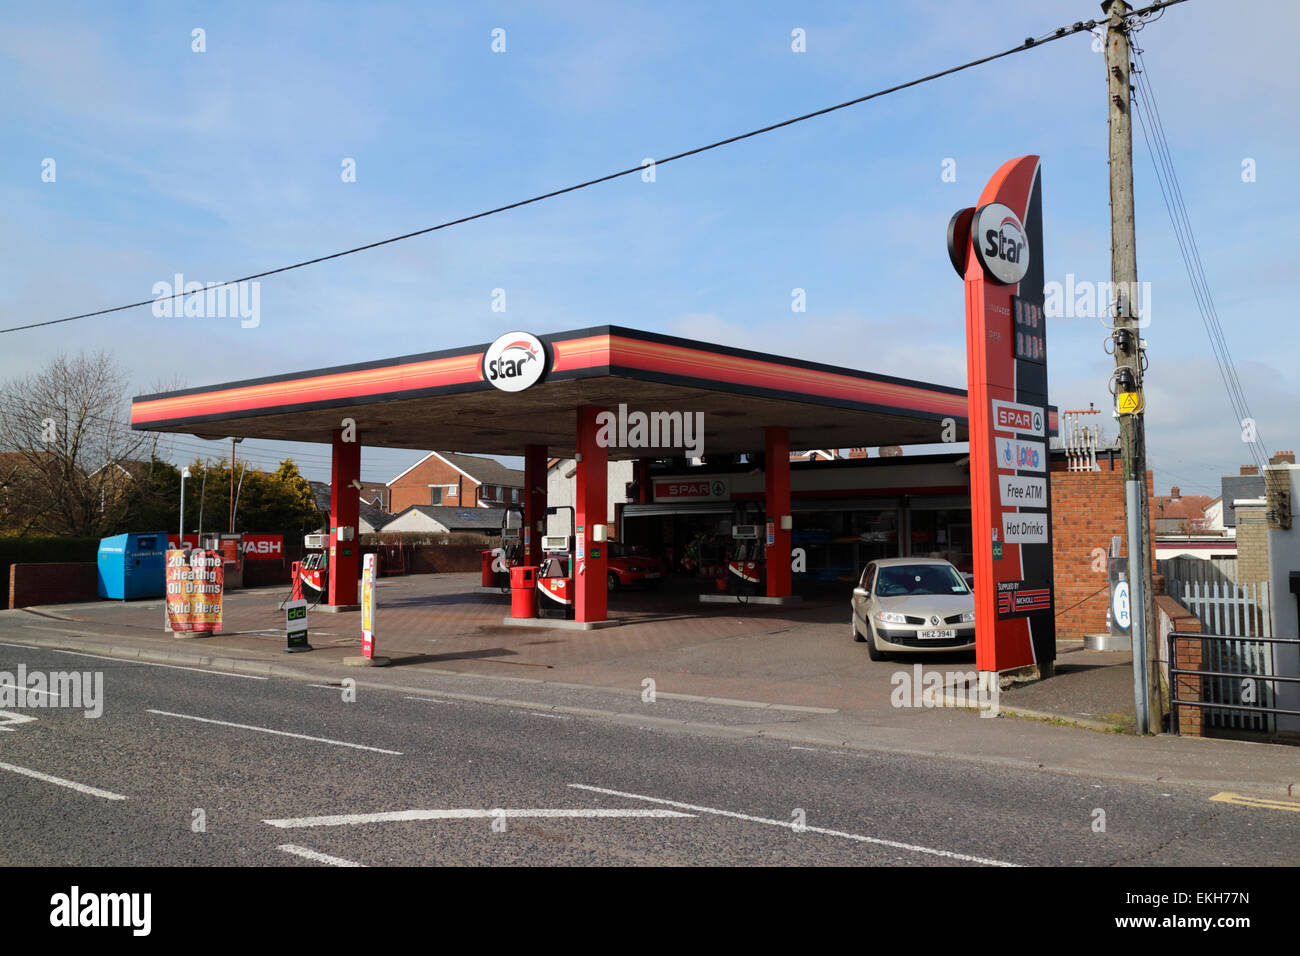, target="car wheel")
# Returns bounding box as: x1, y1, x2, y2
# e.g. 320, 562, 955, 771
865, 624, 889, 662
607, 572, 620, 592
